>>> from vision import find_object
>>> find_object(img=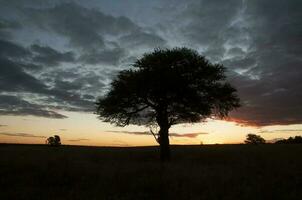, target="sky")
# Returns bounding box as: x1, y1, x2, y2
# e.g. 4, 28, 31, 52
0, 0, 302, 146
